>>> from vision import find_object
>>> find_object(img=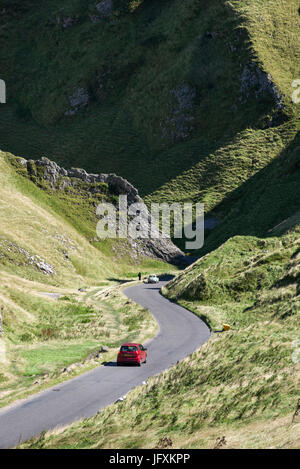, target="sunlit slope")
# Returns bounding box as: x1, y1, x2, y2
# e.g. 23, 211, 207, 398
0, 151, 113, 287
0, 0, 298, 204
22, 221, 300, 449
0, 151, 163, 406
